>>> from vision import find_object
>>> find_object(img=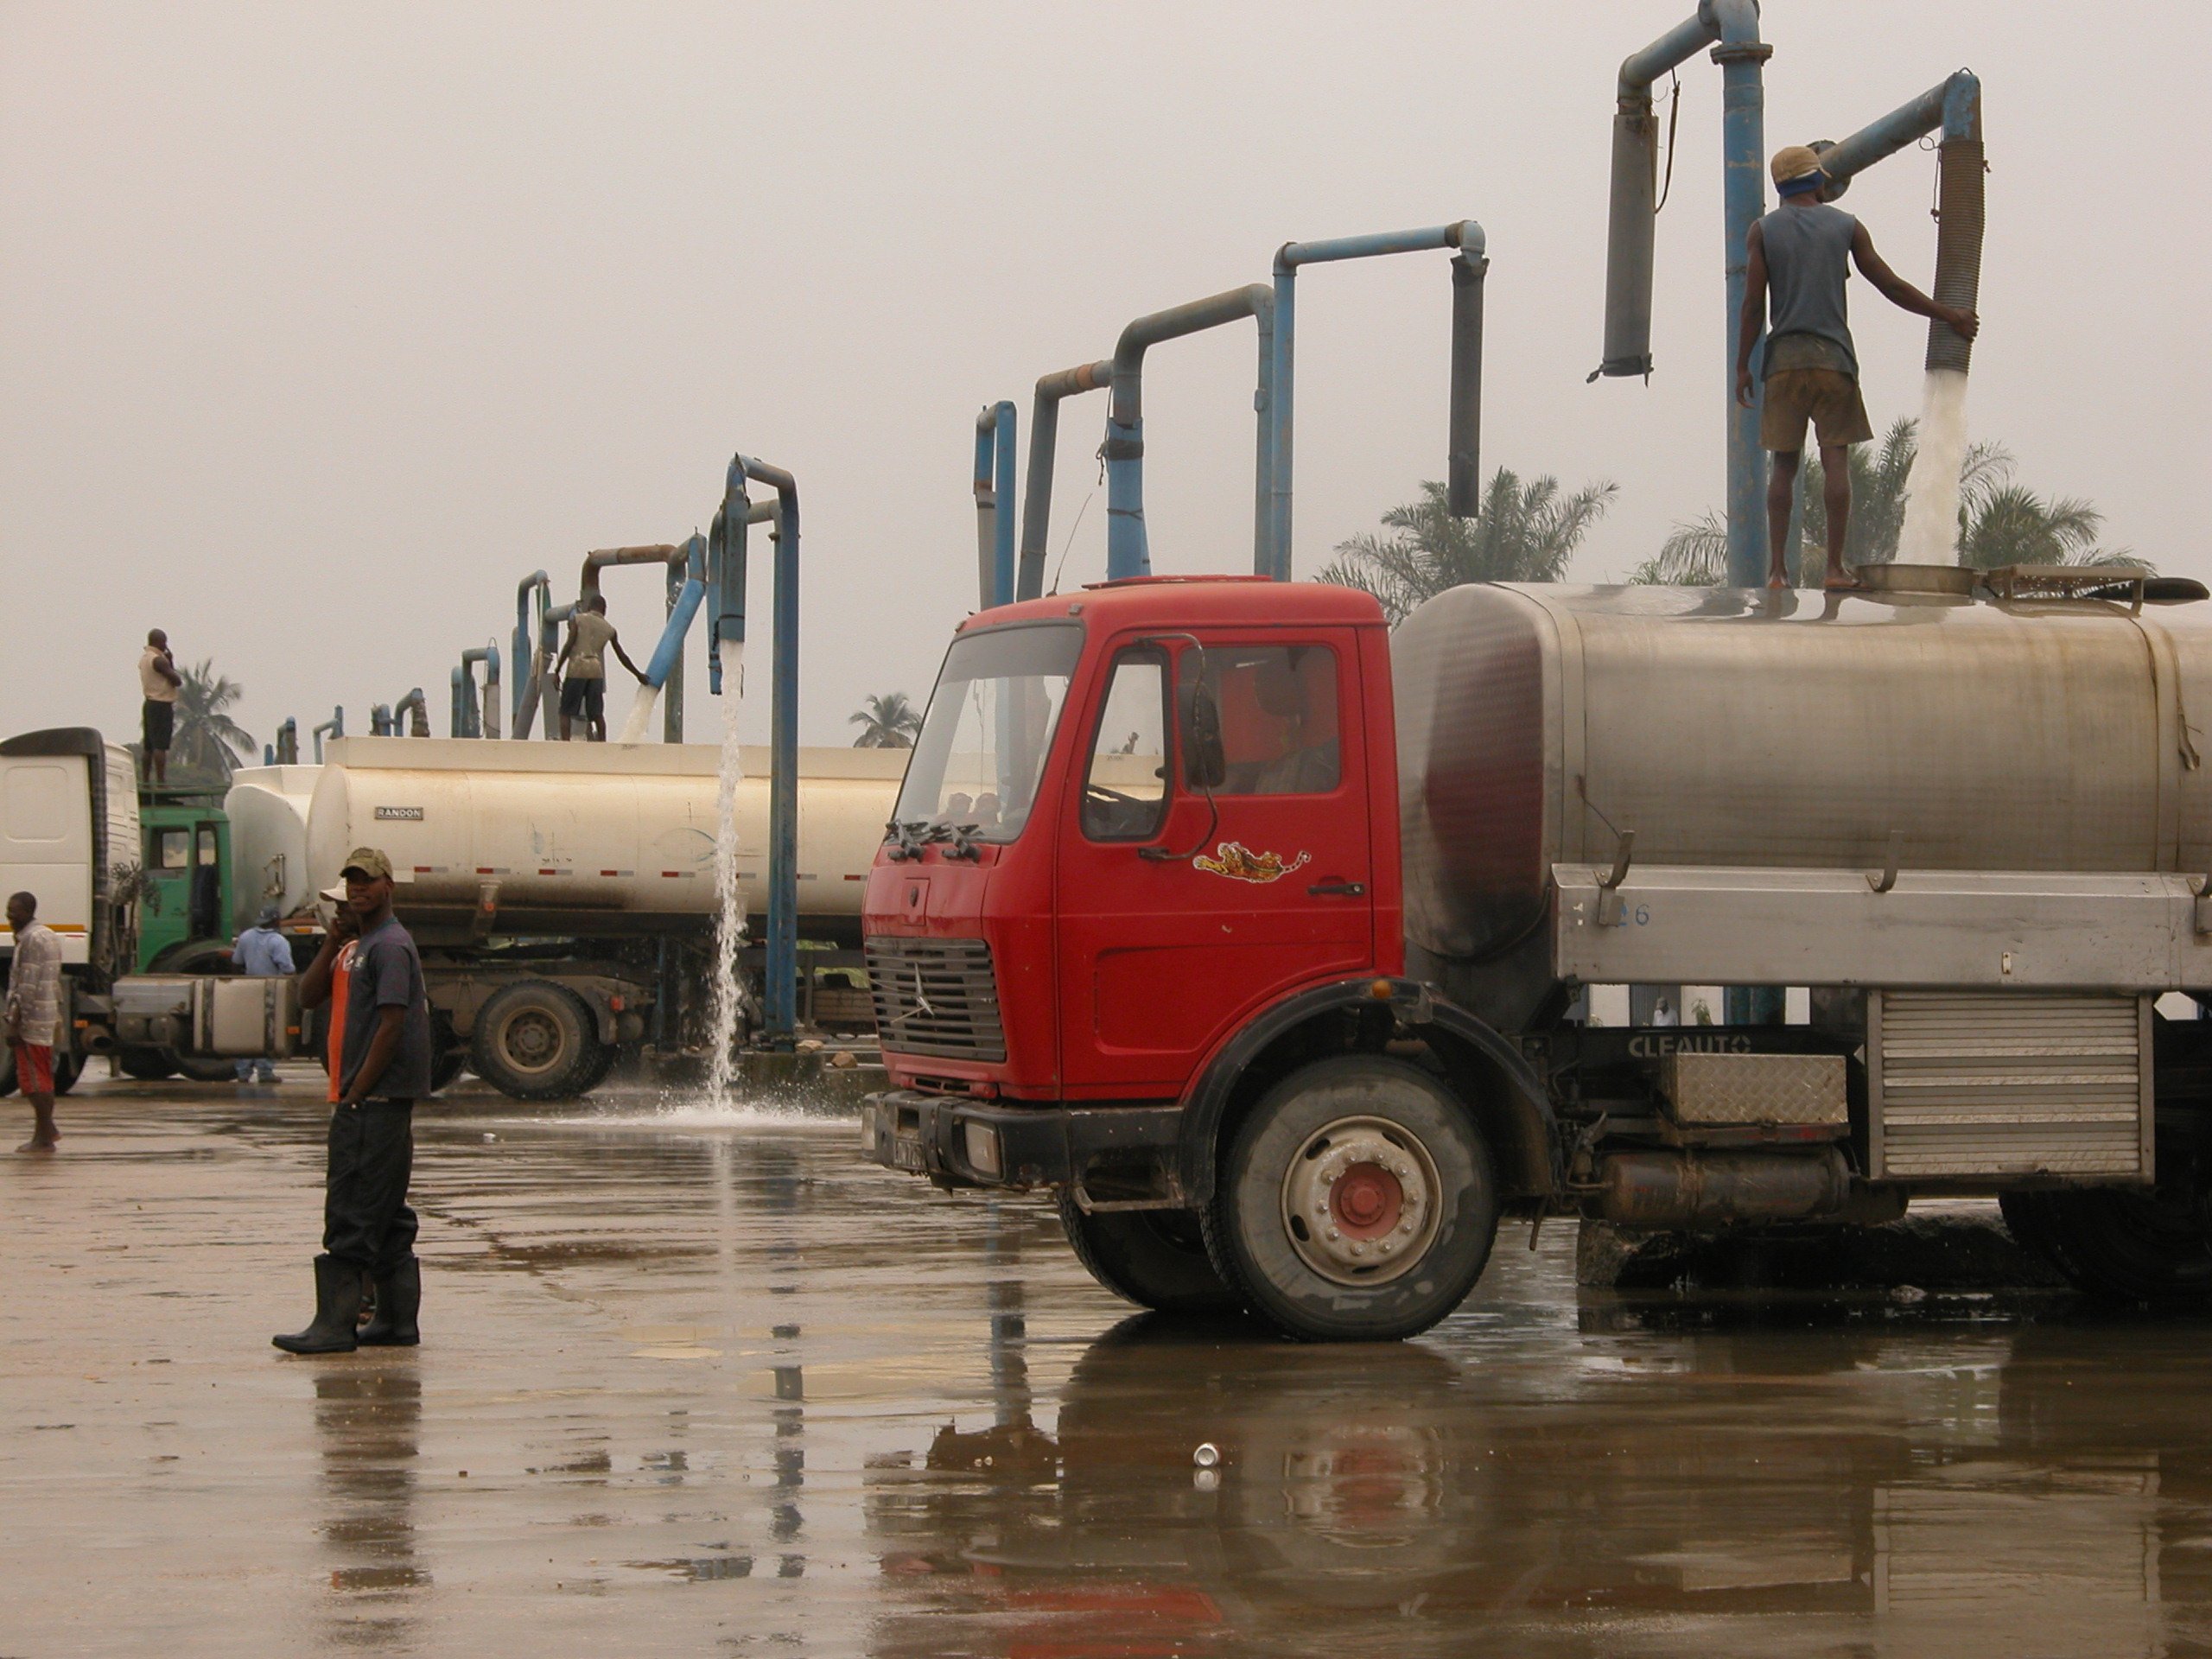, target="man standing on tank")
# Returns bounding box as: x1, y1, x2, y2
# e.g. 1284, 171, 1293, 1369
556, 594, 646, 742
138, 629, 181, 785
276, 847, 434, 1354
1735, 145, 1980, 590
